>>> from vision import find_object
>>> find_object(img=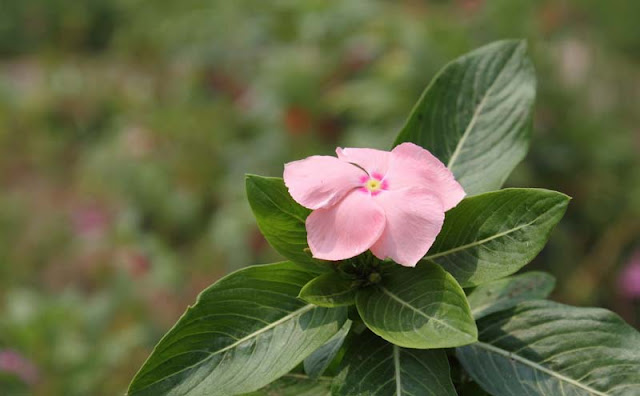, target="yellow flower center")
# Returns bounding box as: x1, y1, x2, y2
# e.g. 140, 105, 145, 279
365, 179, 382, 192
